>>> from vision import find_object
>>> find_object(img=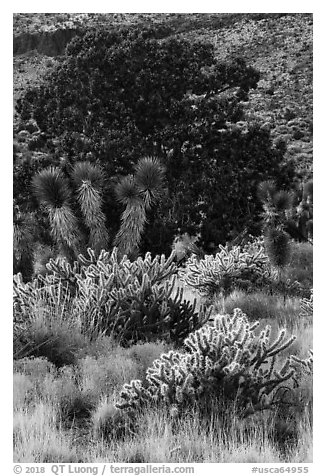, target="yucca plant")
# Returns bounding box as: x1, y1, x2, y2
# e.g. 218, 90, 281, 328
114, 175, 146, 258
297, 179, 313, 242
32, 167, 82, 259
114, 157, 166, 257
13, 206, 35, 280
258, 180, 293, 230
134, 156, 166, 207
264, 228, 292, 269
258, 181, 293, 294
71, 161, 109, 254
31, 157, 166, 267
